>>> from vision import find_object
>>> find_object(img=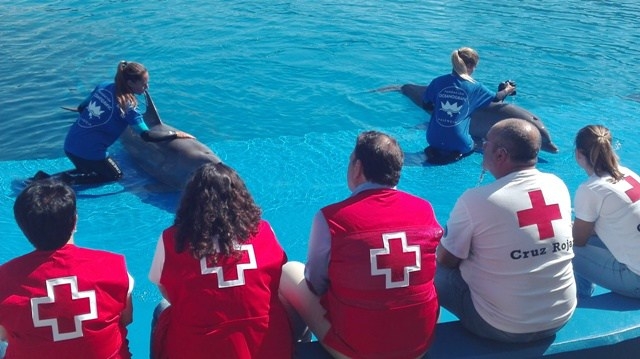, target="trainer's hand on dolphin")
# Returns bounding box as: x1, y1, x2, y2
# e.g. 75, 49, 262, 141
504, 83, 516, 95
175, 131, 195, 139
